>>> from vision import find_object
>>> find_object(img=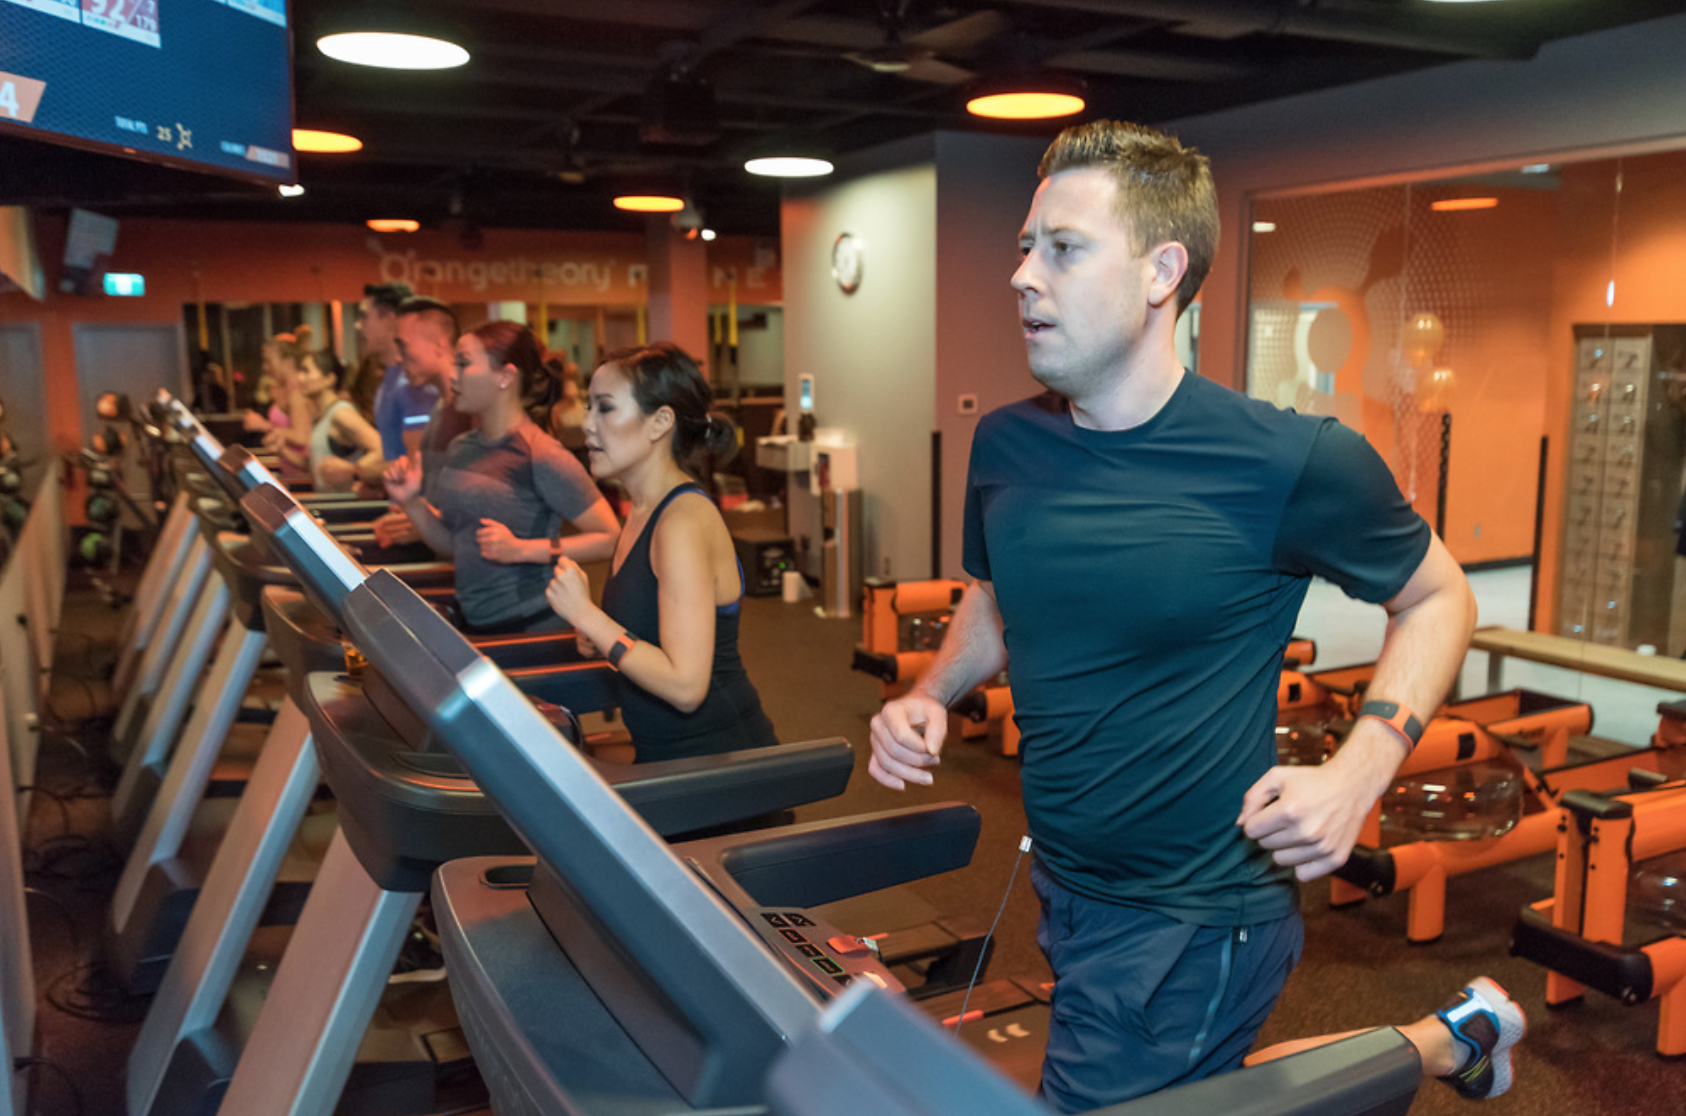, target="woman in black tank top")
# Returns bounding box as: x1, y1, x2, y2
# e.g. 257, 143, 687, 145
544, 342, 779, 761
